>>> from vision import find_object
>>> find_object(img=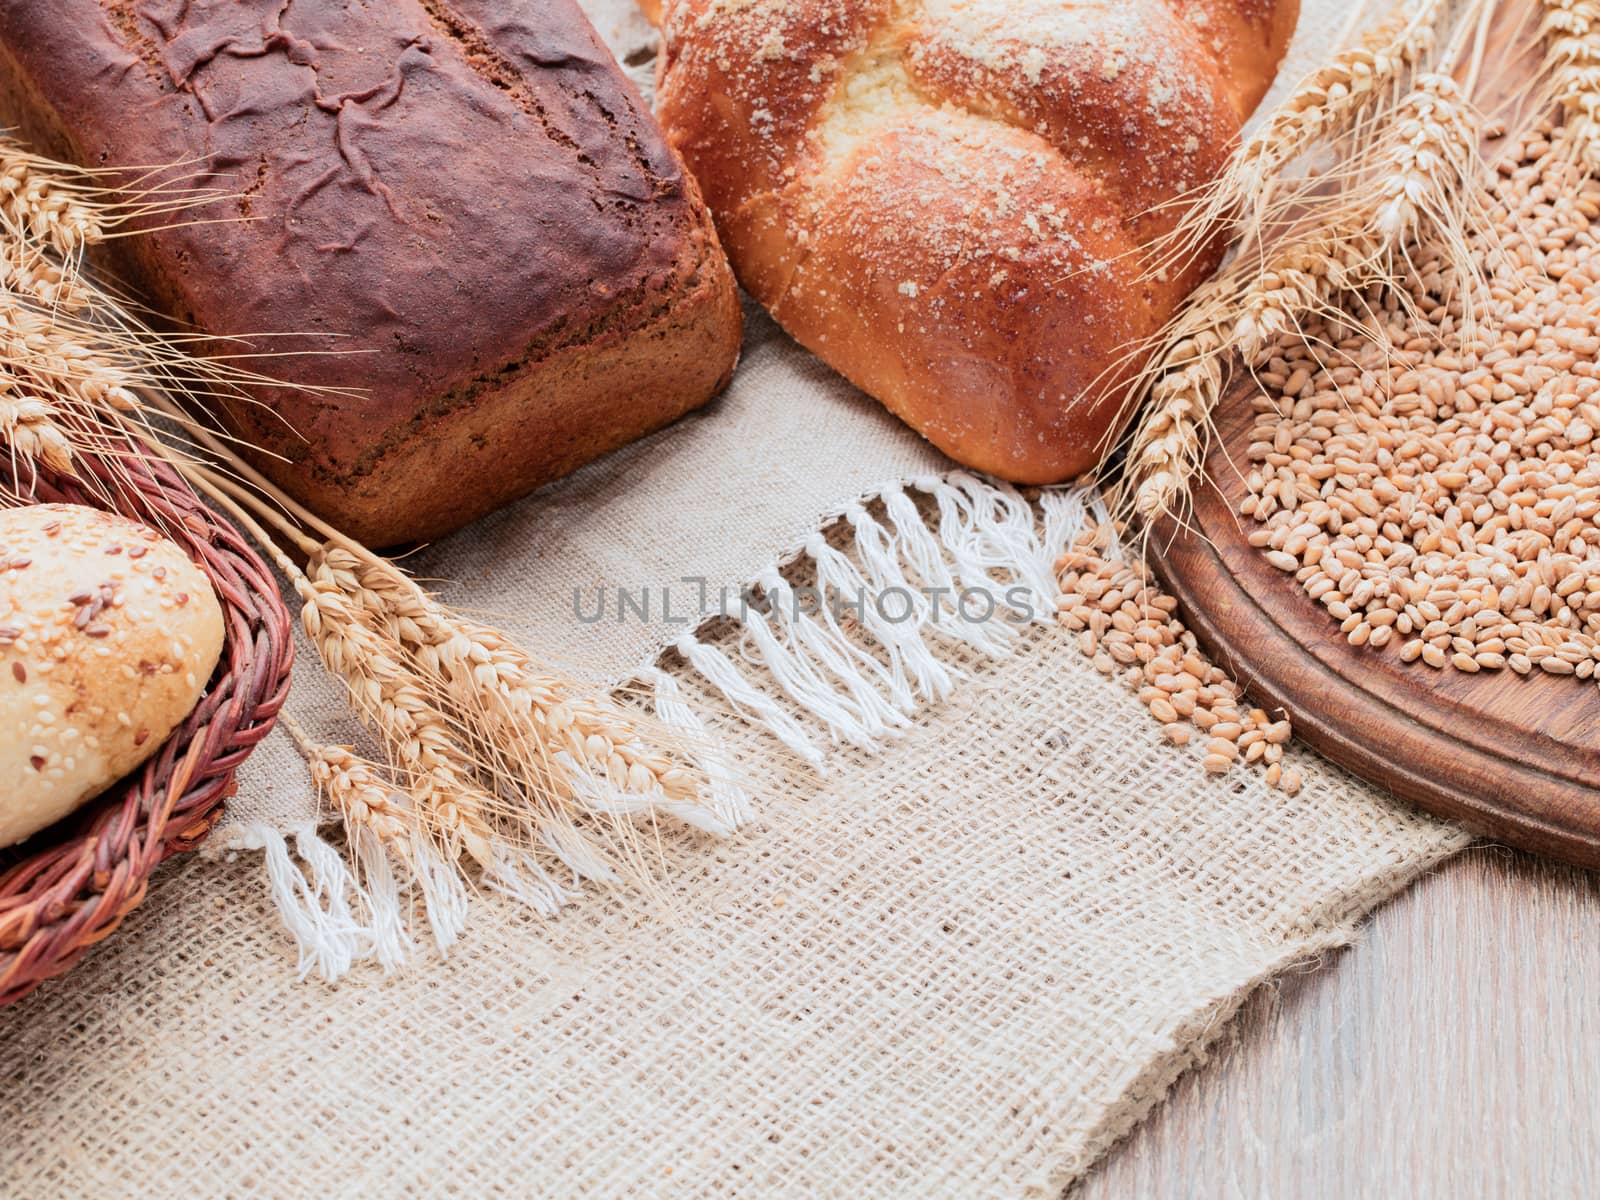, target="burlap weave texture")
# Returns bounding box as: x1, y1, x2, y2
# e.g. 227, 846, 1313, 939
0, 619, 1465, 1197
0, 3, 1472, 1197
